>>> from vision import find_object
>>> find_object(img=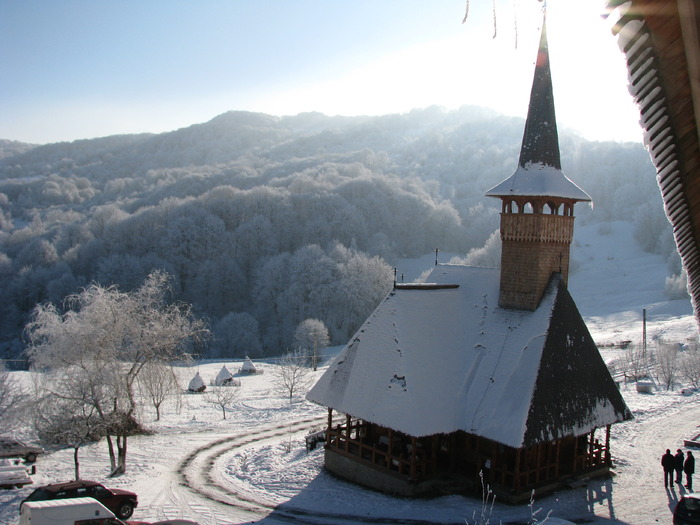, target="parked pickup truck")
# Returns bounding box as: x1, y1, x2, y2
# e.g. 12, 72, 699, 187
20, 498, 123, 525
20, 497, 201, 525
